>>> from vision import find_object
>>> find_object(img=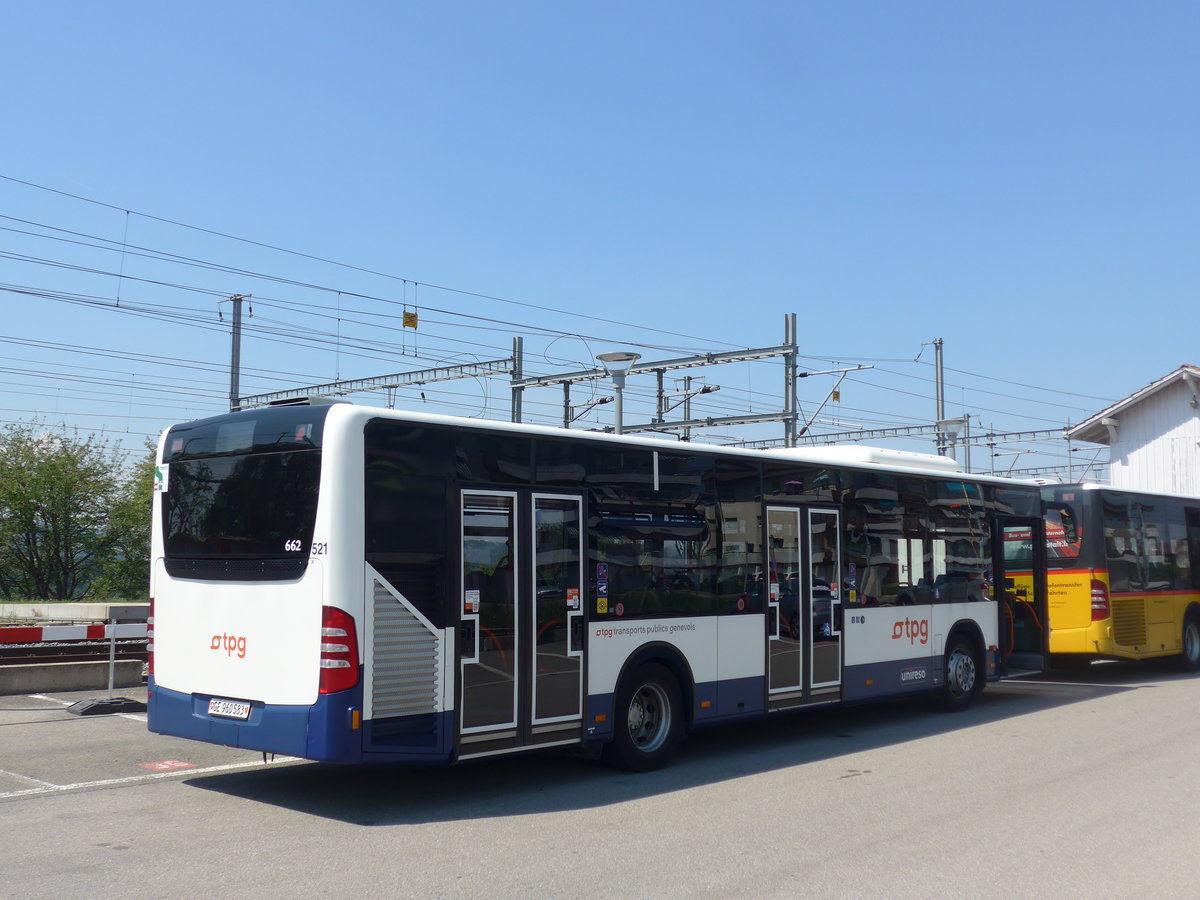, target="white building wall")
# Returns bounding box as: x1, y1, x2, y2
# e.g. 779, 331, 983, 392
1110, 379, 1200, 494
